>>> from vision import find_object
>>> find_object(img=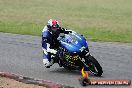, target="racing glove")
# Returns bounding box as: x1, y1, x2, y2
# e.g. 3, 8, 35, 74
47, 49, 57, 54
46, 43, 57, 54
